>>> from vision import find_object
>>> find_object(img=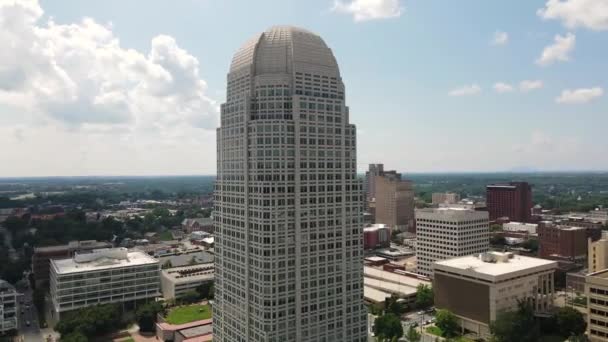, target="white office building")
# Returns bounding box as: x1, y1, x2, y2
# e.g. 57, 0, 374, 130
214, 26, 366, 342
0, 280, 18, 334
416, 208, 490, 277
50, 248, 159, 318
160, 264, 214, 300
434, 252, 556, 339
503, 221, 538, 234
